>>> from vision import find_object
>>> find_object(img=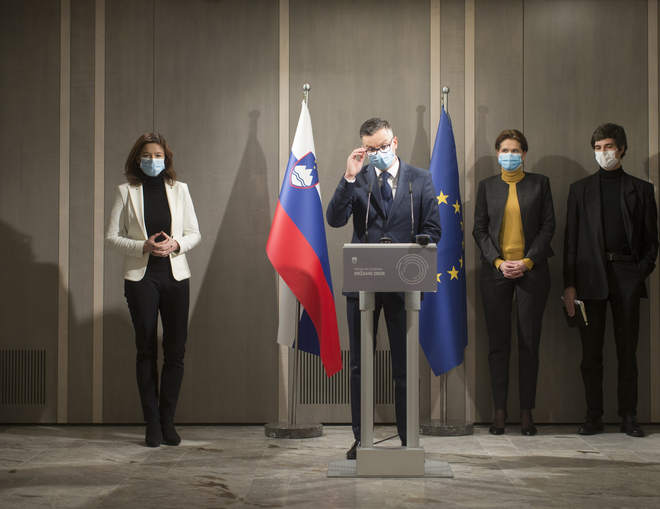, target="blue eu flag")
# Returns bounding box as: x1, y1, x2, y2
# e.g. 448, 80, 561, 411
419, 106, 468, 376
